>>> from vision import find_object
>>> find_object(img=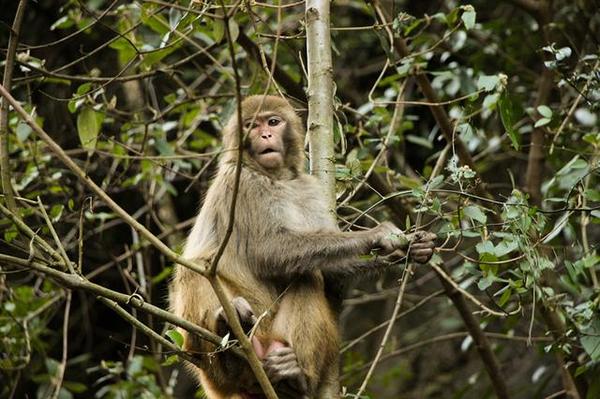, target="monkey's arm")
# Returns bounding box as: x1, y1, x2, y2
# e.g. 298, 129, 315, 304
317, 250, 407, 276
248, 228, 435, 278
317, 231, 436, 274
246, 223, 403, 277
